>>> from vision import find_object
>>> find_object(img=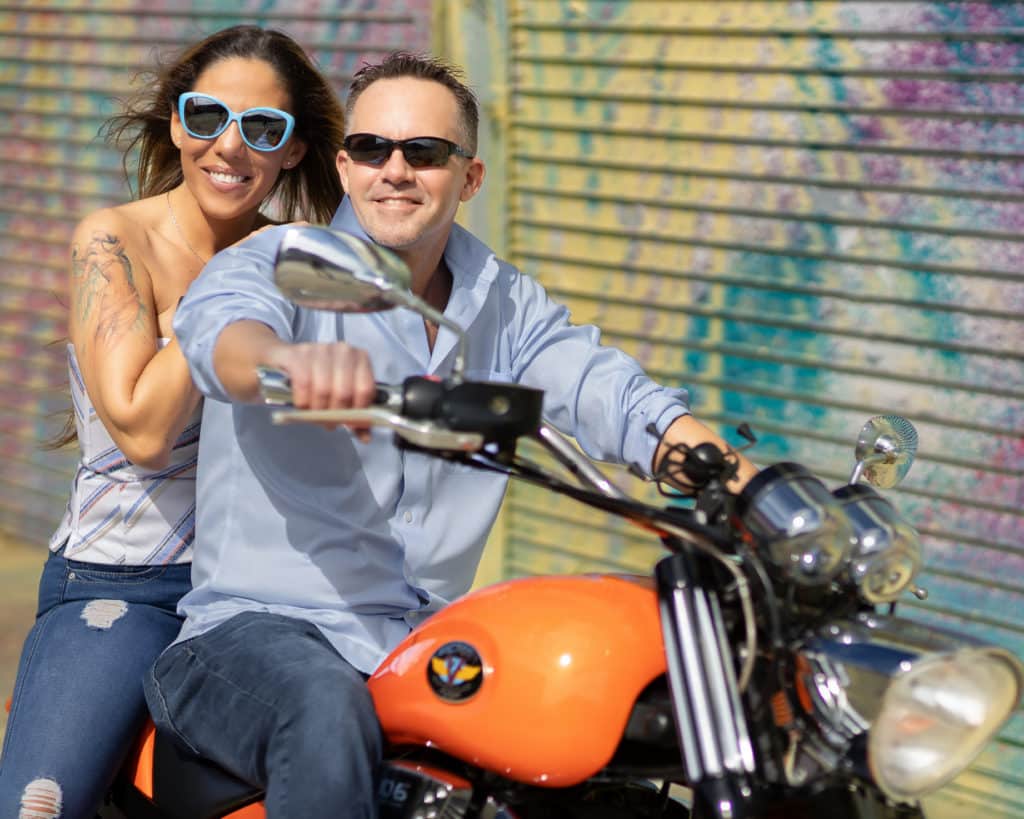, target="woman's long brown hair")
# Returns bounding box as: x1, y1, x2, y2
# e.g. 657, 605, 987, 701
45, 25, 345, 450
